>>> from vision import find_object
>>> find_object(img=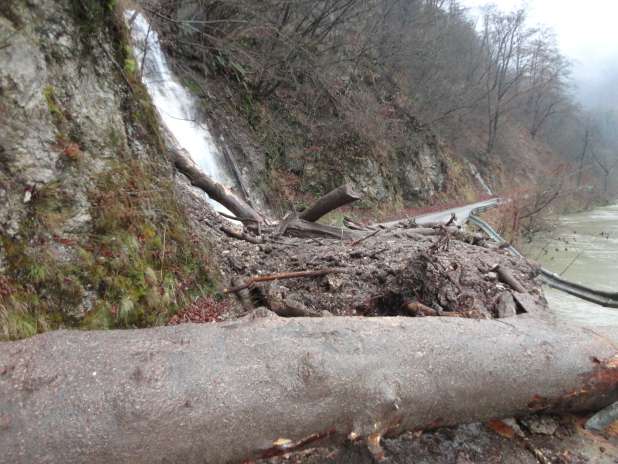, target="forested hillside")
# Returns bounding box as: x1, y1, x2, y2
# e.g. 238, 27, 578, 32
149, 0, 617, 219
